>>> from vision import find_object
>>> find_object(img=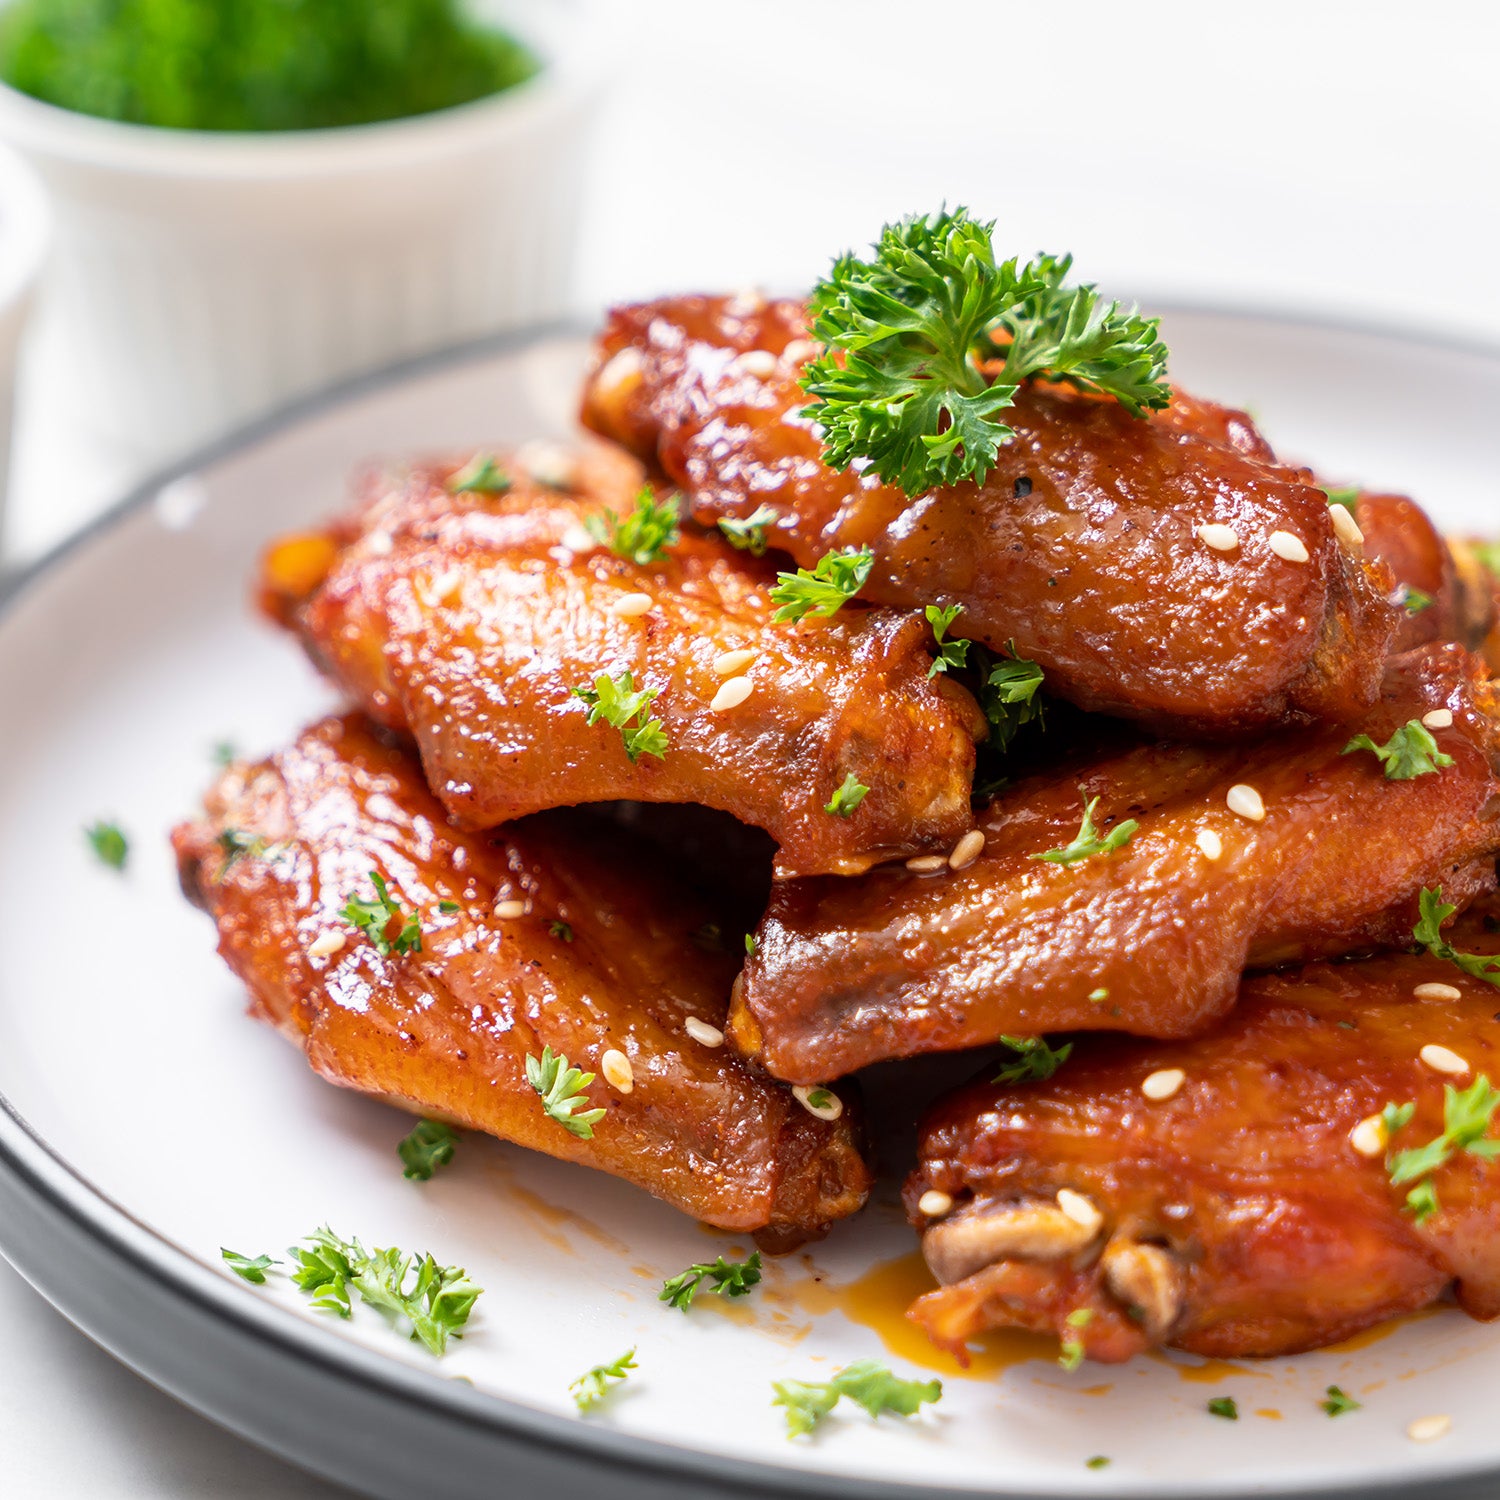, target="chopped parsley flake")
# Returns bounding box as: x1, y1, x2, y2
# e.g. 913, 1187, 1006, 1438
571, 671, 669, 763
1321, 485, 1360, 510
448, 453, 511, 494
1086, 1456, 1111, 1470
717, 504, 779, 556
1207, 1397, 1239, 1420
571, 1348, 637, 1411
216, 827, 268, 874
994, 1034, 1073, 1085
1341, 719, 1453, 780
772, 1359, 942, 1438
1414, 887, 1500, 987
1058, 1307, 1093, 1370
1402, 585, 1433, 615
660, 1252, 763, 1311
221, 1248, 275, 1284
549, 920, 574, 942
1032, 792, 1138, 866
398, 1119, 459, 1181
86, 820, 128, 871
525, 1046, 606, 1140
212, 740, 238, 767
1321, 1385, 1361, 1416
770, 547, 873, 622
341, 872, 422, 957
585, 485, 680, 565
925, 603, 971, 677
824, 772, 869, 817
745, 933, 758, 957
